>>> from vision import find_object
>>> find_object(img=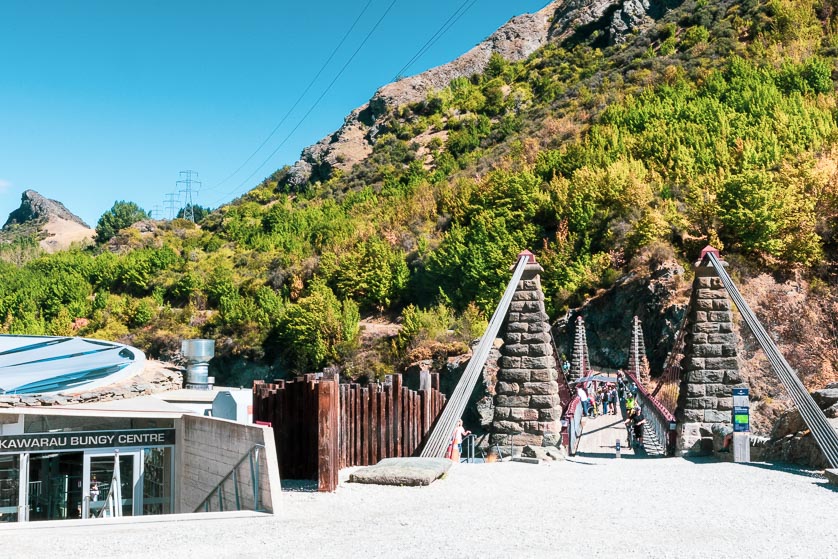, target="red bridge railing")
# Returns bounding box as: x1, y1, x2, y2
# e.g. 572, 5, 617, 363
626, 369, 677, 455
